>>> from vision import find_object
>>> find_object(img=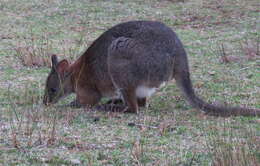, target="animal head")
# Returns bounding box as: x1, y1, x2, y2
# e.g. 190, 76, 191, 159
43, 55, 73, 105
